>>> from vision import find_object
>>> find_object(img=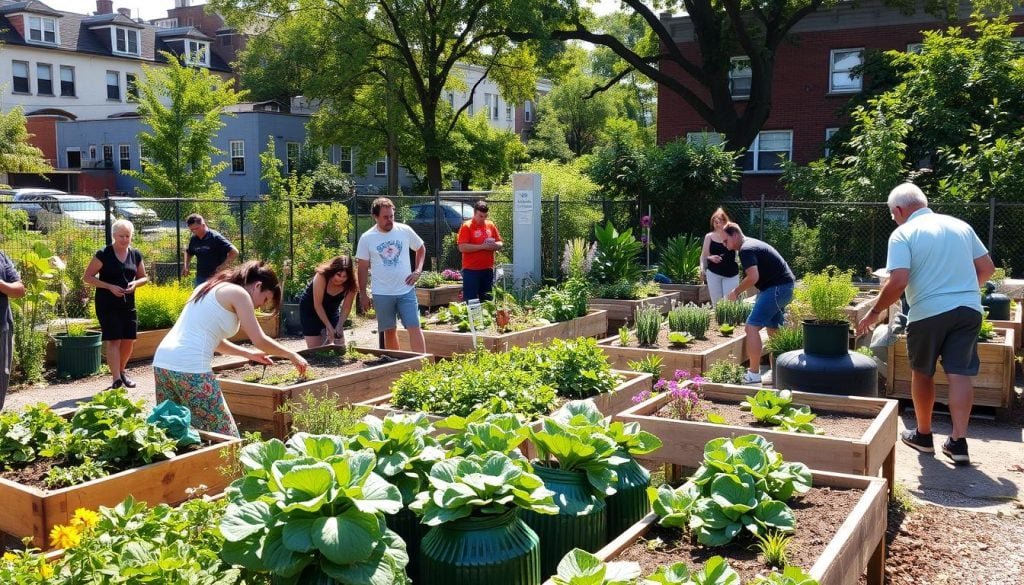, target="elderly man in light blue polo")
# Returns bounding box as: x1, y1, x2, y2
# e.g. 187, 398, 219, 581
856, 183, 994, 465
